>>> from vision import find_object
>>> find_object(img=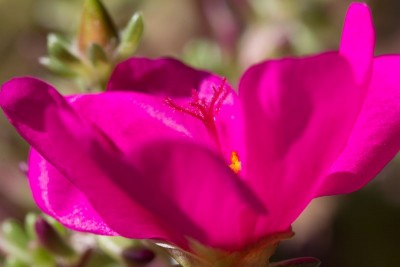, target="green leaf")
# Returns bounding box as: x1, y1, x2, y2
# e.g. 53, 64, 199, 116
270, 257, 321, 267
1, 221, 31, 263
47, 34, 81, 64
116, 12, 144, 59
39, 57, 79, 77
24, 213, 38, 240
4, 257, 28, 267
97, 236, 140, 261
78, 249, 116, 267
2, 220, 29, 249
31, 247, 56, 267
